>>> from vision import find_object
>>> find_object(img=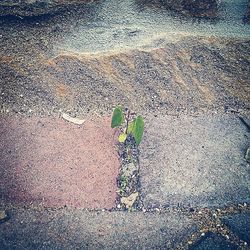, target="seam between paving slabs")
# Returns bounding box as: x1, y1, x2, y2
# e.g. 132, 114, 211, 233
116, 134, 144, 211
113, 115, 250, 249
178, 205, 250, 249
1, 113, 249, 249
